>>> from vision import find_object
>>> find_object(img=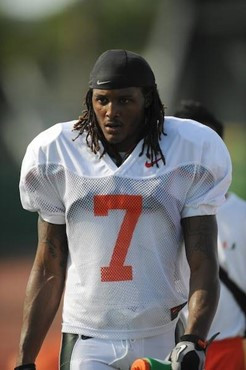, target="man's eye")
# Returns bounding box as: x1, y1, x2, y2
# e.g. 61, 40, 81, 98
120, 98, 130, 104
96, 97, 107, 104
